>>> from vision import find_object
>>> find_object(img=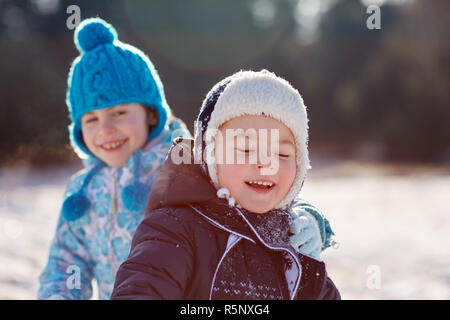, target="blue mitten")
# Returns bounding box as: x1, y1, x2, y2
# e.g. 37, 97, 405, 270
289, 199, 337, 260
289, 208, 322, 260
